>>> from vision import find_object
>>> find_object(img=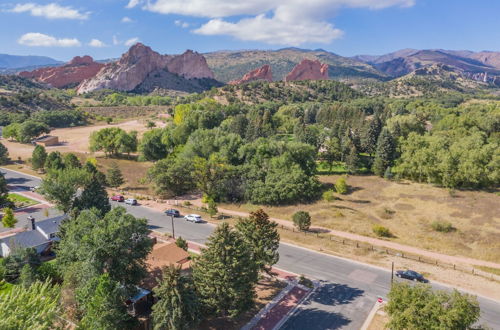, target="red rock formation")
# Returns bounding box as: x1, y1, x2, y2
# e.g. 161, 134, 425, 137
284, 59, 329, 82
19, 55, 104, 88
77, 43, 215, 94
229, 65, 273, 84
